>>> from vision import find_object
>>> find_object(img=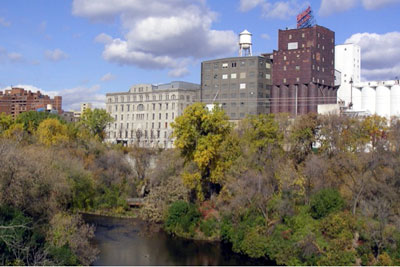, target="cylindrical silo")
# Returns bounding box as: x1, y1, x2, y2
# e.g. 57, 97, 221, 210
279, 85, 289, 113
299, 84, 308, 115
352, 86, 362, 111
376, 85, 390, 118
361, 86, 375, 115
271, 85, 279, 113
390, 85, 400, 117
288, 84, 296, 115
317, 85, 324, 105
323, 87, 329, 104
308, 83, 317, 113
